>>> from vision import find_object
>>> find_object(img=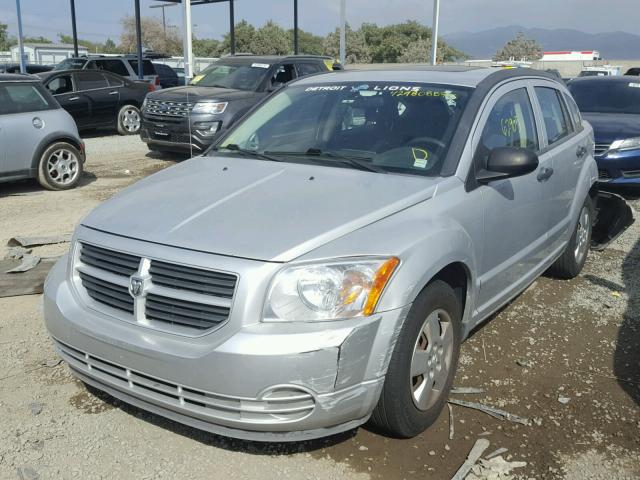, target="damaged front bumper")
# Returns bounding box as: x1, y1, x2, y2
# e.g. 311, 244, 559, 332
44, 257, 407, 441
592, 190, 635, 251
